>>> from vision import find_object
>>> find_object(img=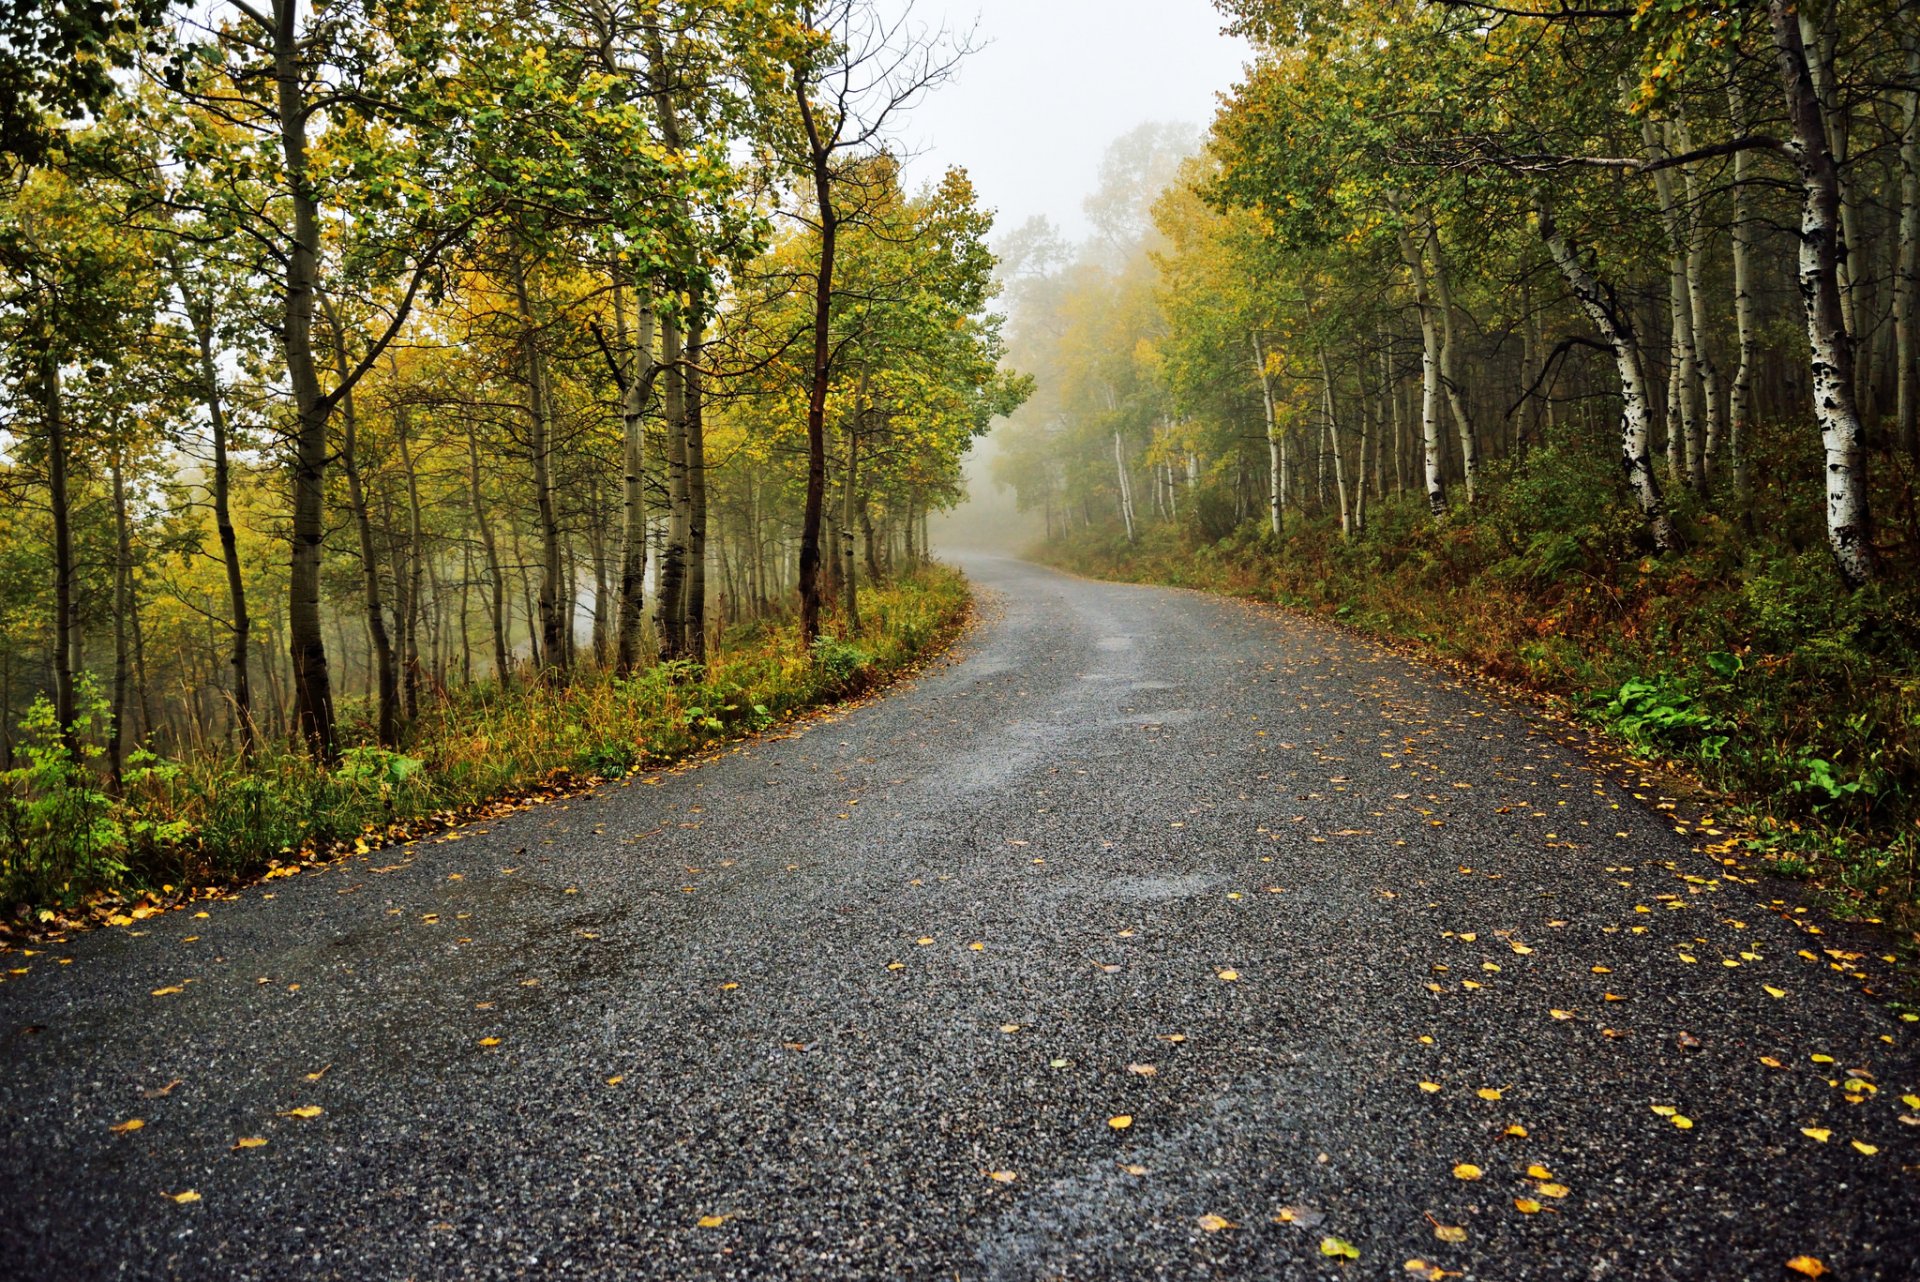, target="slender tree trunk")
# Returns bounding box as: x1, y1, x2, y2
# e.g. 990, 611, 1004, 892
511, 259, 569, 671
794, 75, 837, 643
841, 385, 861, 630
1392, 198, 1448, 516
465, 424, 511, 684
1645, 118, 1706, 492
41, 354, 77, 749
1428, 223, 1477, 502
655, 300, 690, 661
1729, 77, 1759, 521
1255, 334, 1282, 537
685, 298, 709, 662
1539, 201, 1678, 552
393, 378, 426, 718
1319, 349, 1351, 541
1771, 0, 1878, 585
330, 317, 399, 748
109, 448, 133, 786
615, 285, 654, 673
1897, 28, 1919, 461
275, 0, 338, 760
1672, 115, 1725, 483
1114, 431, 1136, 542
